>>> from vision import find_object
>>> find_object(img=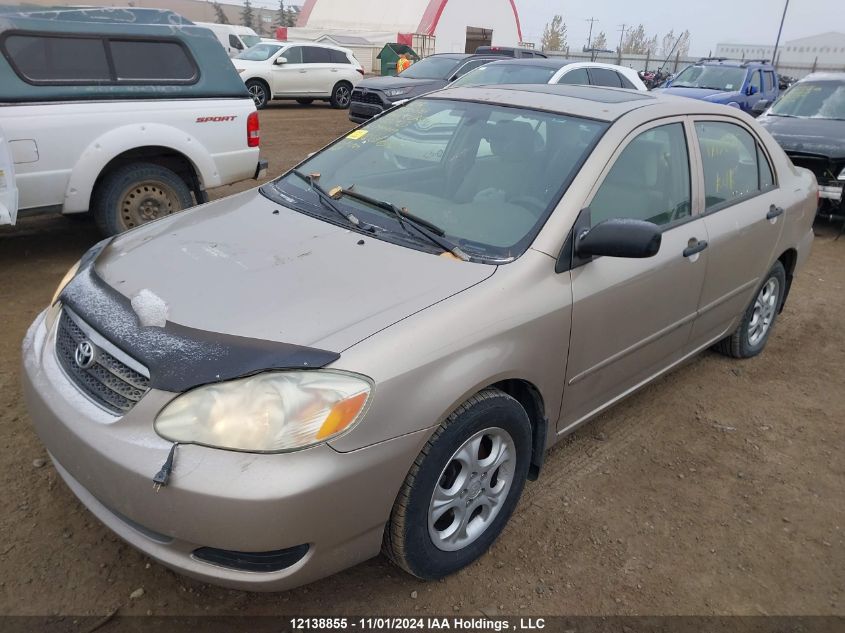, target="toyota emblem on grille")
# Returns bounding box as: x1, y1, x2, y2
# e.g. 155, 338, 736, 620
74, 340, 97, 369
